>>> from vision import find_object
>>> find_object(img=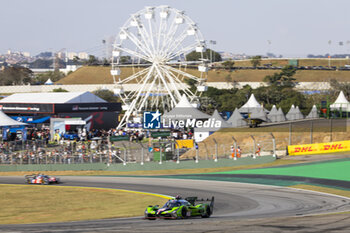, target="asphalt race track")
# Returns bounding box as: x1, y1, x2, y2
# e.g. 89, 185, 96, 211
1, 176, 350, 232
